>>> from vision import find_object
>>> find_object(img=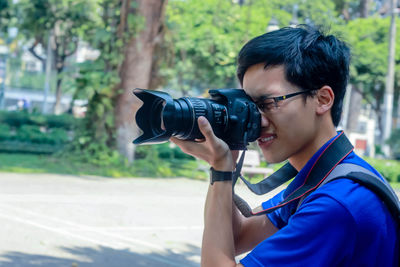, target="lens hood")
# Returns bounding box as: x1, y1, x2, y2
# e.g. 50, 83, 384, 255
132, 89, 175, 144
